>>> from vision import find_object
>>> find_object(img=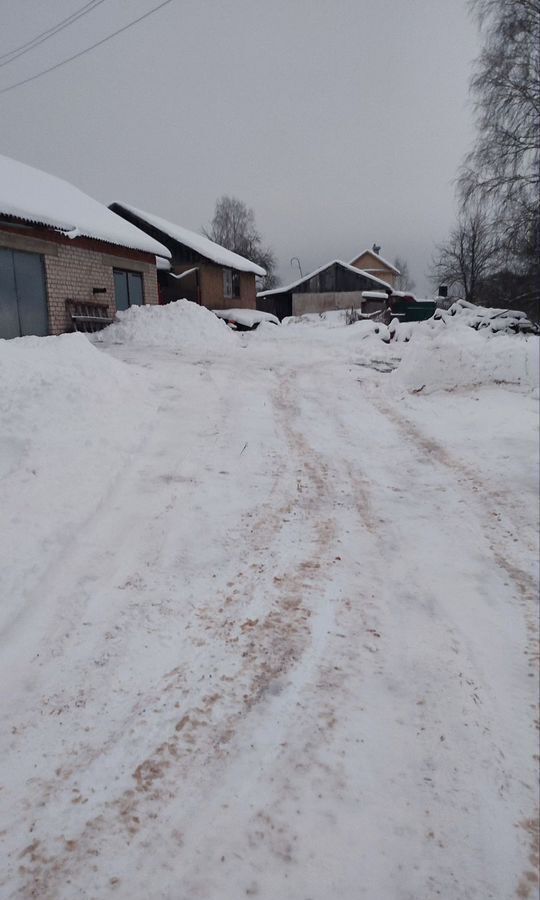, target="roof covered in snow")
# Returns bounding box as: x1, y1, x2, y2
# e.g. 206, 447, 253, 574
111, 202, 266, 276
349, 248, 400, 275
0, 154, 170, 258
257, 259, 392, 298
